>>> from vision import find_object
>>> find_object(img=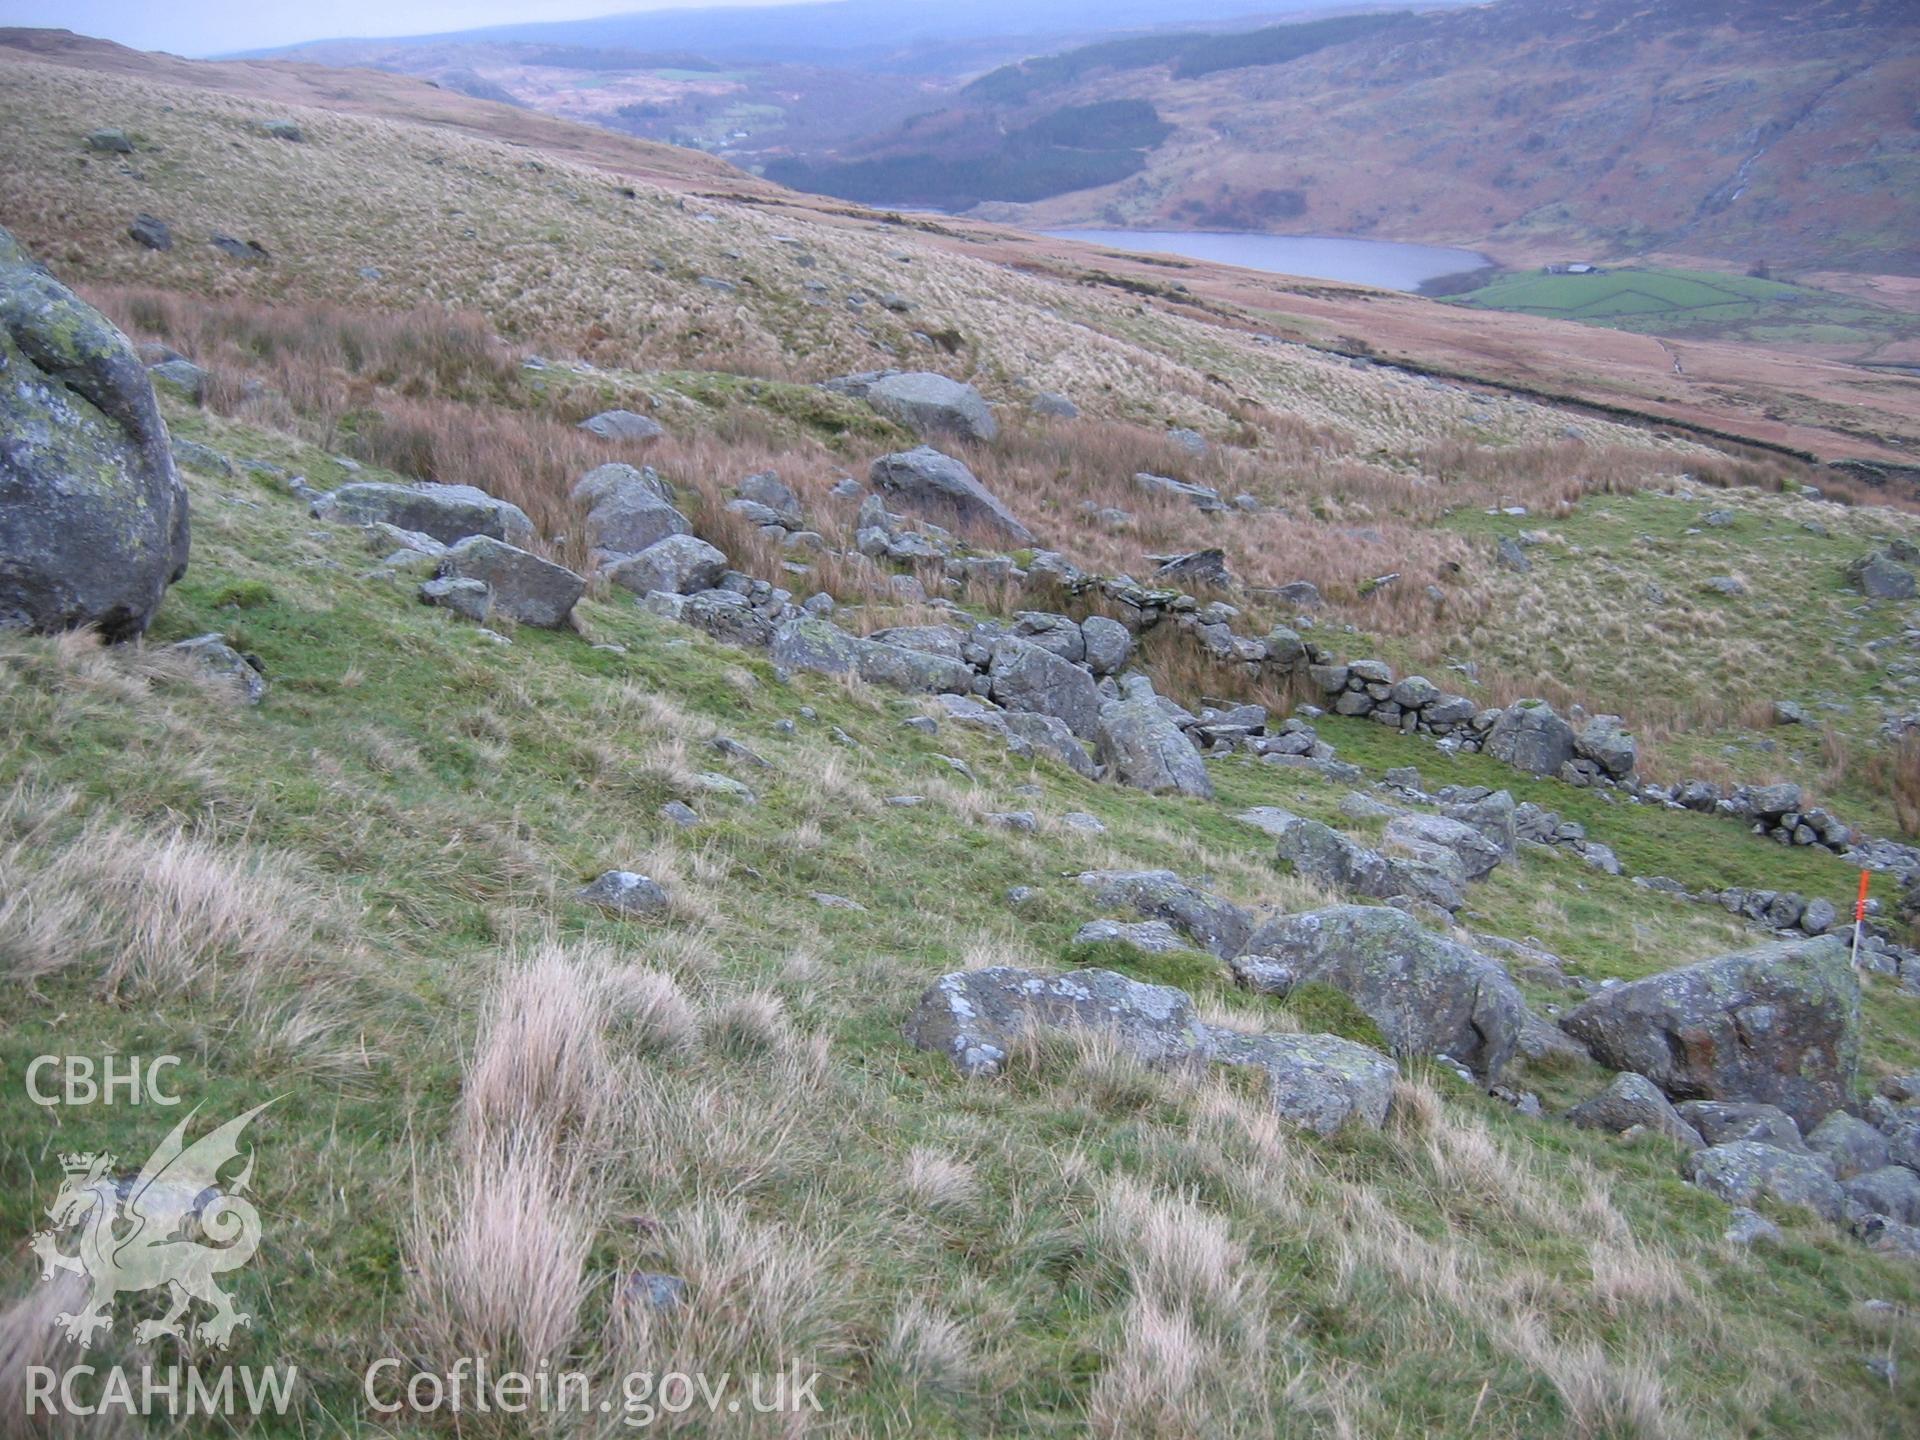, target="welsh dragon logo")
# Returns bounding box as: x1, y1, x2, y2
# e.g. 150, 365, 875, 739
30, 1101, 273, 1349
